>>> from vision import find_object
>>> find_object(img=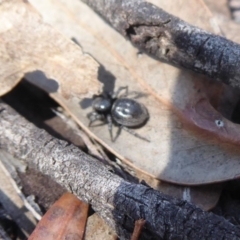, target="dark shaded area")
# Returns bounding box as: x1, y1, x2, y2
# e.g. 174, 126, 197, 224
0, 202, 25, 240
0, 218, 20, 240
1, 80, 58, 129
231, 99, 240, 123
79, 97, 93, 109
1, 79, 86, 151
98, 64, 116, 93
0, 190, 35, 239
212, 180, 240, 225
